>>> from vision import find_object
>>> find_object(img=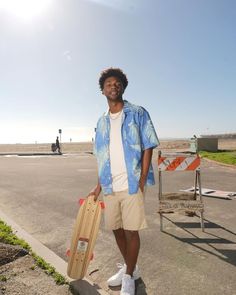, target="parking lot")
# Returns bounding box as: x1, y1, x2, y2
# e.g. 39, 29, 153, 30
0, 153, 235, 294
